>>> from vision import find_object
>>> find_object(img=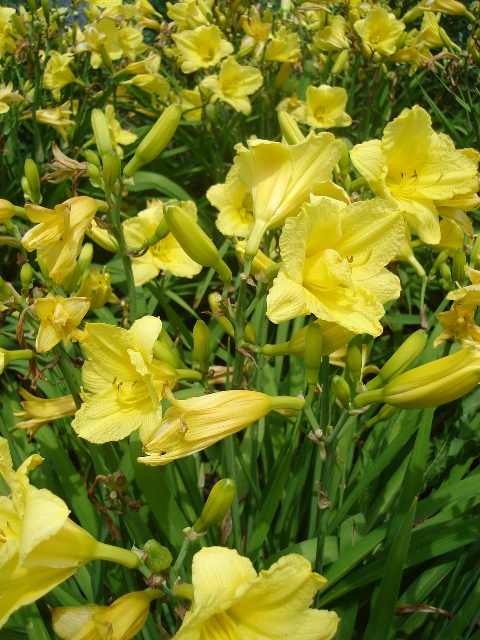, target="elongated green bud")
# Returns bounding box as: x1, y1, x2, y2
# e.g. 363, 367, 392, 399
346, 344, 362, 384
143, 539, 173, 572
332, 375, 351, 408
86, 163, 101, 181
452, 249, 466, 284
84, 149, 101, 168
123, 104, 182, 178
439, 262, 451, 285
102, 150, 121, 200
91, 109, 113, 157
304, 323, 322, 387
366, 330, 428, 391
20, 263, 34, 293
278, 110, 304, 145
24, 159, 41, 204
62, 243, 94, 294
429, 249, 450, 277
193, 320, 210, 374
331, 49, 349, 76
163, 203, 232, 286
193, 478, 235, 533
